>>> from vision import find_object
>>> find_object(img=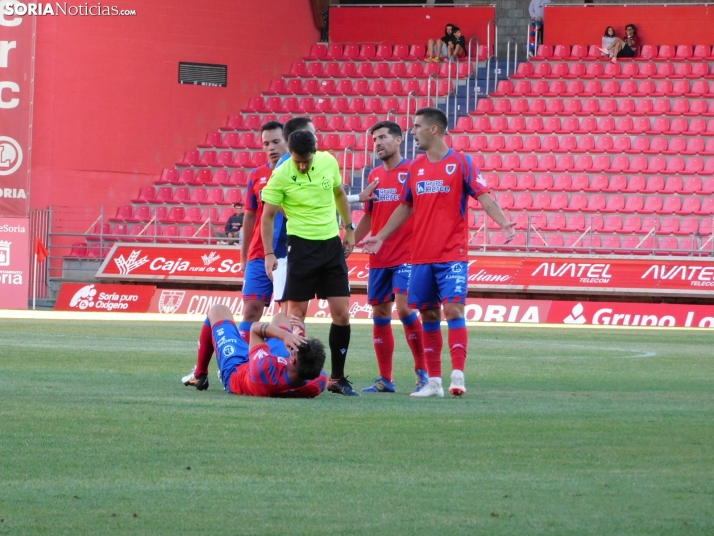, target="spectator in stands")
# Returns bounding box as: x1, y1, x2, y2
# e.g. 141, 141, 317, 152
426, 23, 454, 62
610, 23, 638, 63
224, 202, 244, 244
529, 0, 551, 45
599, 26, 618, 58
448, 27, 466, 61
